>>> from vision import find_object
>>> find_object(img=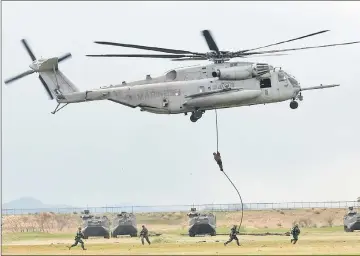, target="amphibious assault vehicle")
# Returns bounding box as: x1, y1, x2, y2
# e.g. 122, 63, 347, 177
343, 207, 360, 232
187, 208, 216, 237
111, 212, 138, 237
81, 210, 111, 239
